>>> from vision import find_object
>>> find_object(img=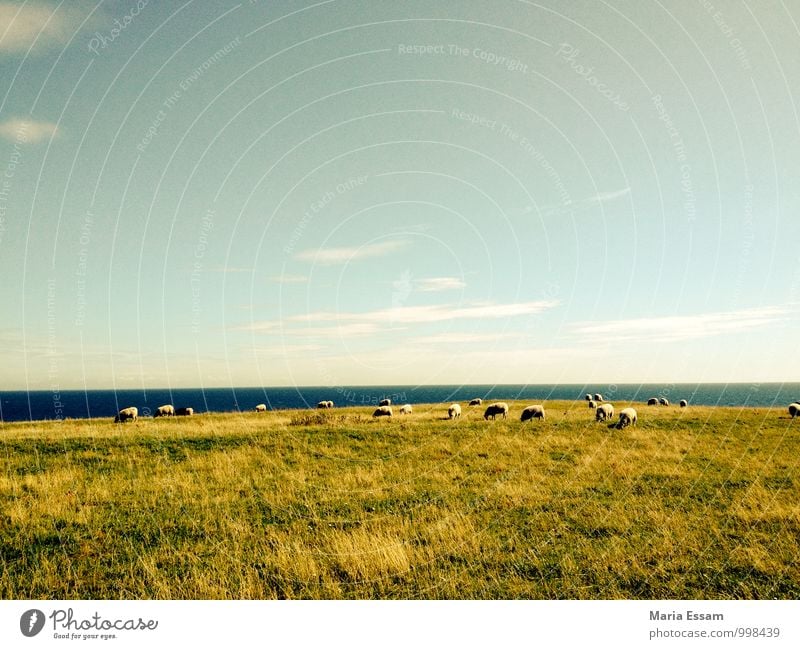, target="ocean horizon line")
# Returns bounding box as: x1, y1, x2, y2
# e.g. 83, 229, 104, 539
2, 382, 798, 424
0, 380, 791, 393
